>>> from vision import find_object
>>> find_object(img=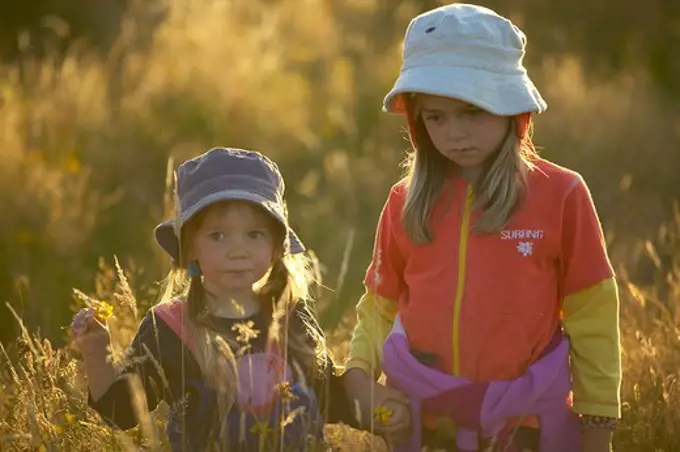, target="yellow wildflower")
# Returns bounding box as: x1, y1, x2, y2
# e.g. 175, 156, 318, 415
232, 320, 260, 343
250, 421, 272, 436
94, 302, 114, 322
374, 405, 393, 425
275, 381, 298, 402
